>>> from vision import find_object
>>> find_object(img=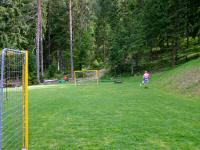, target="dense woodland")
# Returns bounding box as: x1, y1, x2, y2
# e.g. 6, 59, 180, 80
0, 0, 200, 84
